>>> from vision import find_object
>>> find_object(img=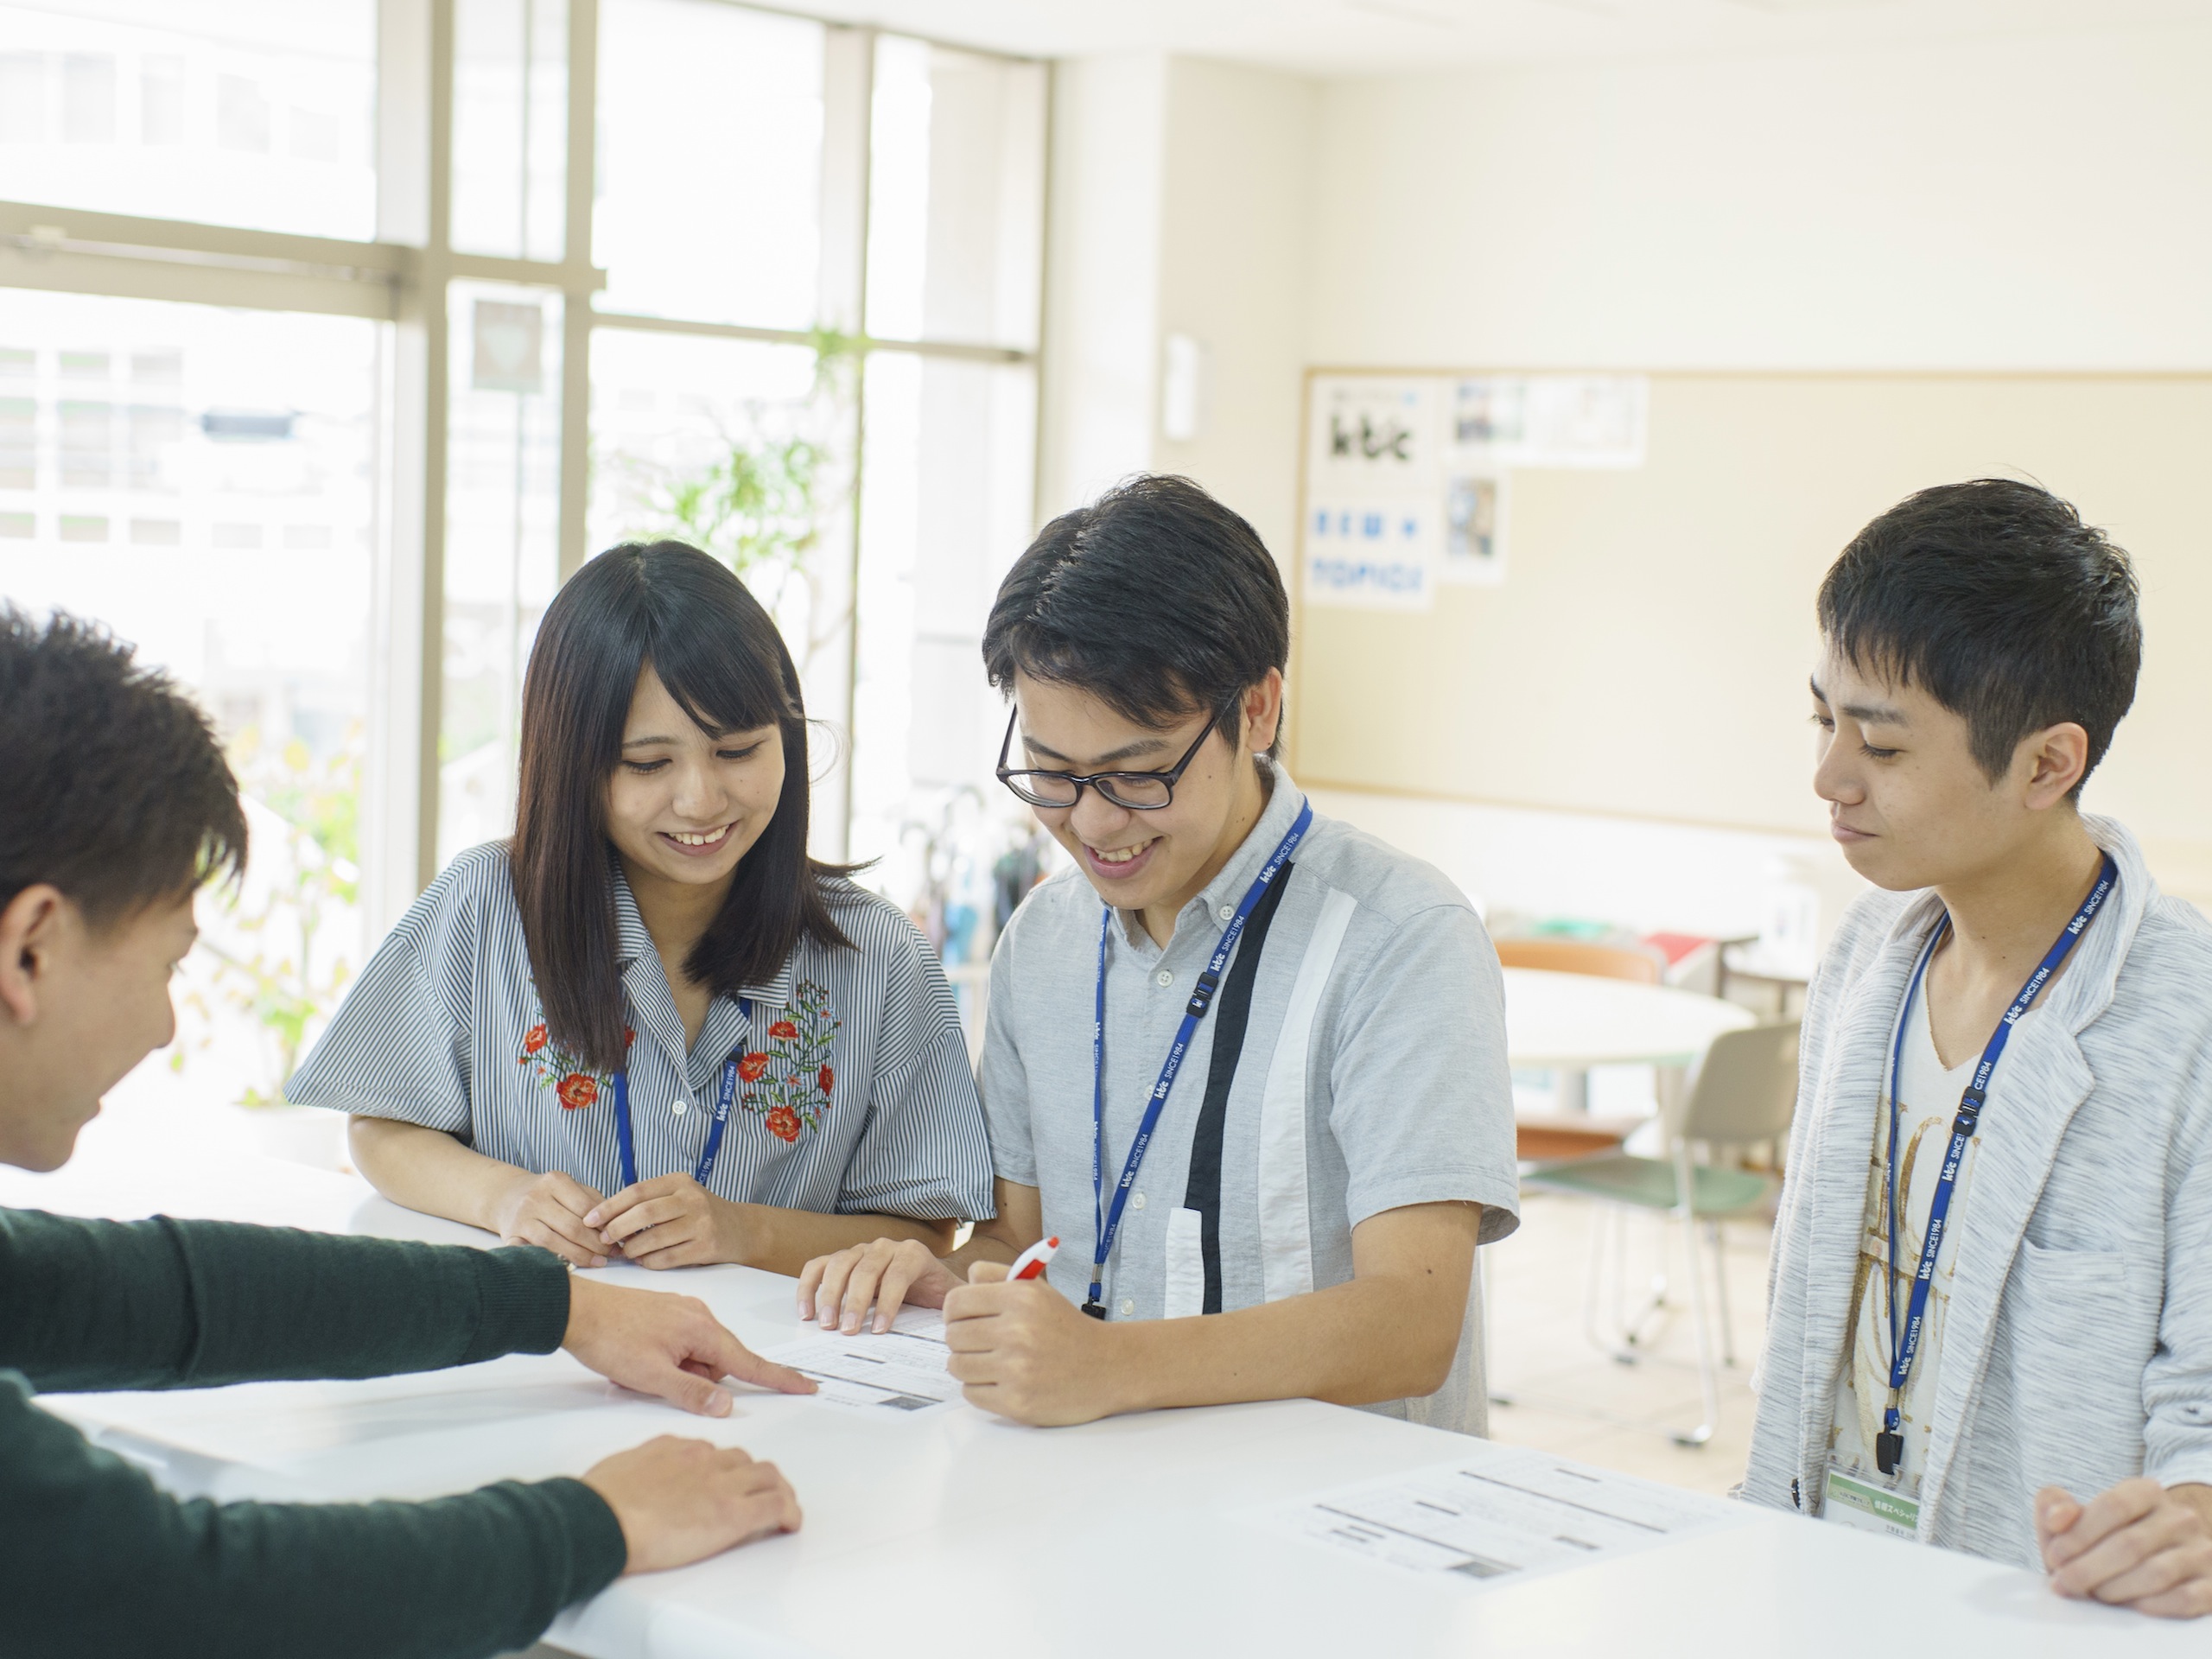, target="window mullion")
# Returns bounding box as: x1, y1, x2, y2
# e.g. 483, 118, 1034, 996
557, 0, 600, 586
